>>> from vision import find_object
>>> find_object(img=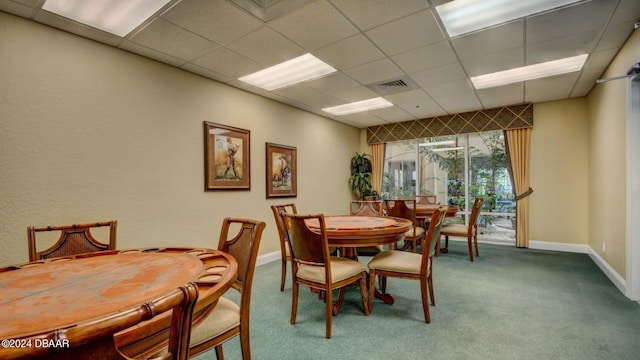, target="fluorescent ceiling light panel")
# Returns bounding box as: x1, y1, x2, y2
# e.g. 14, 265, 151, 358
436, 0, 583, 37
419, 140, 456, 147
43, 0, 171, 37
431, 147, 465, 152
238, 53, 336, 91
322, 97, 393, 116
471, 54, 588, 89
